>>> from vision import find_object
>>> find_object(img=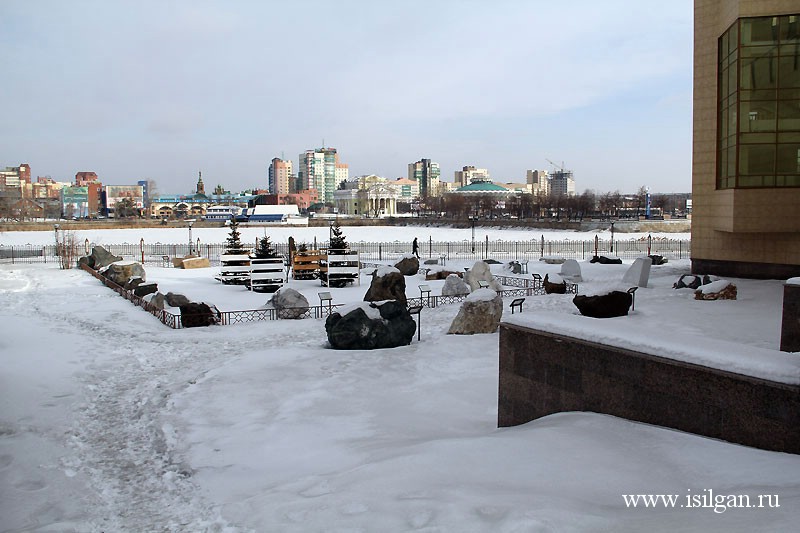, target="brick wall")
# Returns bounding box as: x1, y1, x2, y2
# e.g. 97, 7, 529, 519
498, 323, 800, 454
